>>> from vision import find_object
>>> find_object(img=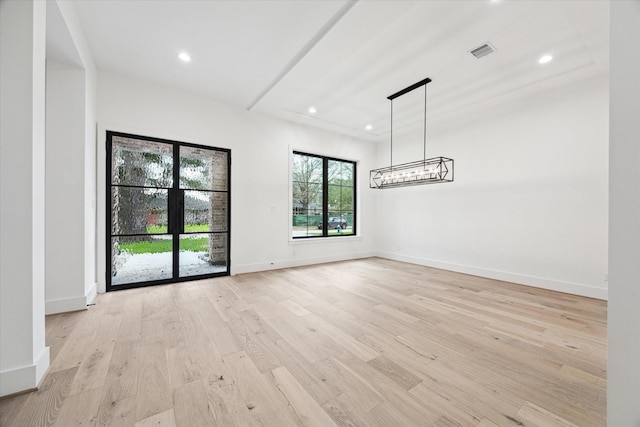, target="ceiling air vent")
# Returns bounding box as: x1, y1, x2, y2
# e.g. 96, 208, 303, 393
469, 43, 496, 59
